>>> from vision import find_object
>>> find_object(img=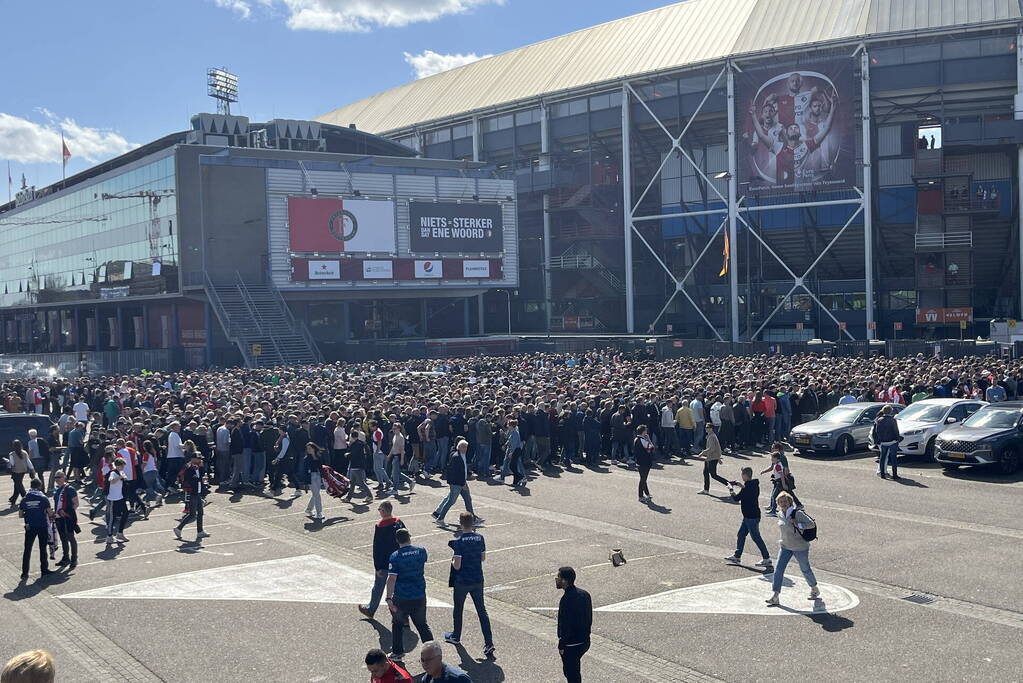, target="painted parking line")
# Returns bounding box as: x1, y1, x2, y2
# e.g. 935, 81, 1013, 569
73, 537, 270, 567
82, 522, 231, 539
351, 522, 513, 549
426, 538, 571, 566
